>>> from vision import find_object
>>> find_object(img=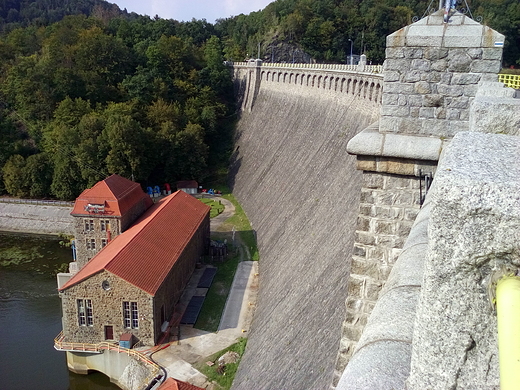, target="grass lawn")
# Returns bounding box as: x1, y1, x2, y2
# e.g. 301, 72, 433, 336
195, 246, 241, 332
194, 338, 247, 390
199, 198, 225, 218
220, 194, 259, 261
195, 193, 259, 331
